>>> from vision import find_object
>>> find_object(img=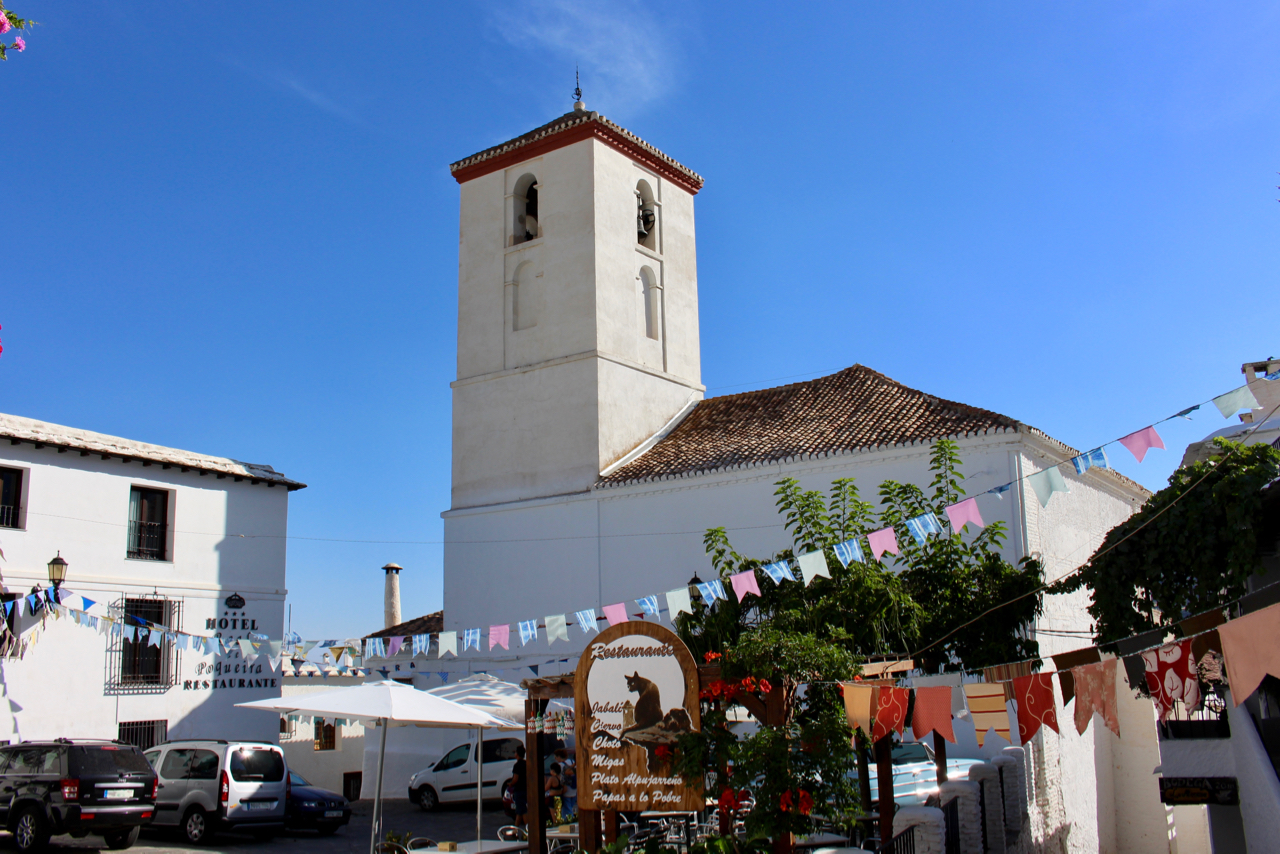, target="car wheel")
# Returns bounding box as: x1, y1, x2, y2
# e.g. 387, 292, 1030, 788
103, 826, 141, 850
13, 806, 50, 852
416, 784, 438, 812
317, 823, 340, 836
182, 806, 211, 845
